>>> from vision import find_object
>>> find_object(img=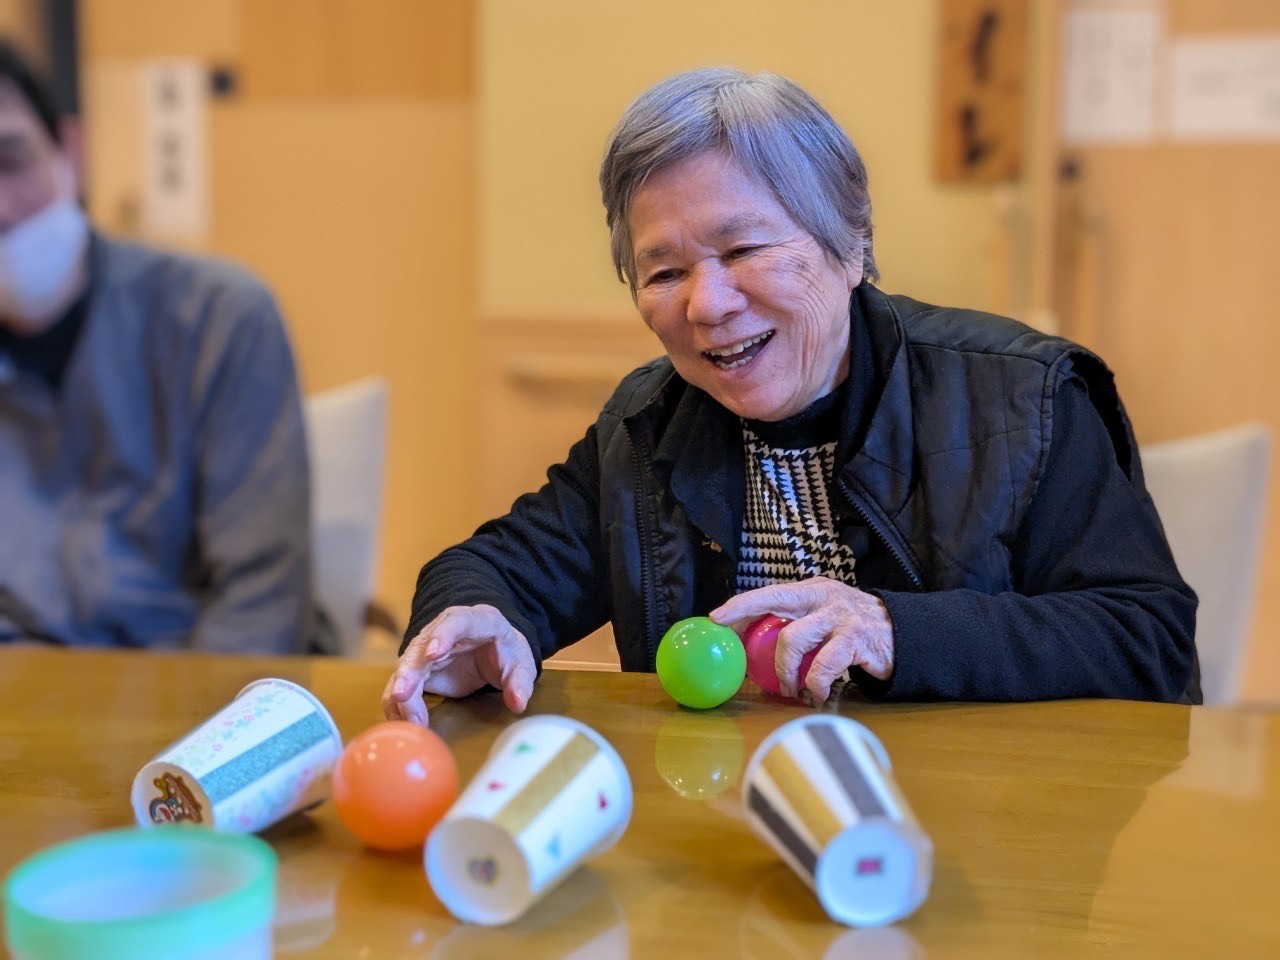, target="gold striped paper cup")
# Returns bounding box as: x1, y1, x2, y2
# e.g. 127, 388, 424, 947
425, 715, 633, 925
742, 715, 932, 927
130, 678, 343, 835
